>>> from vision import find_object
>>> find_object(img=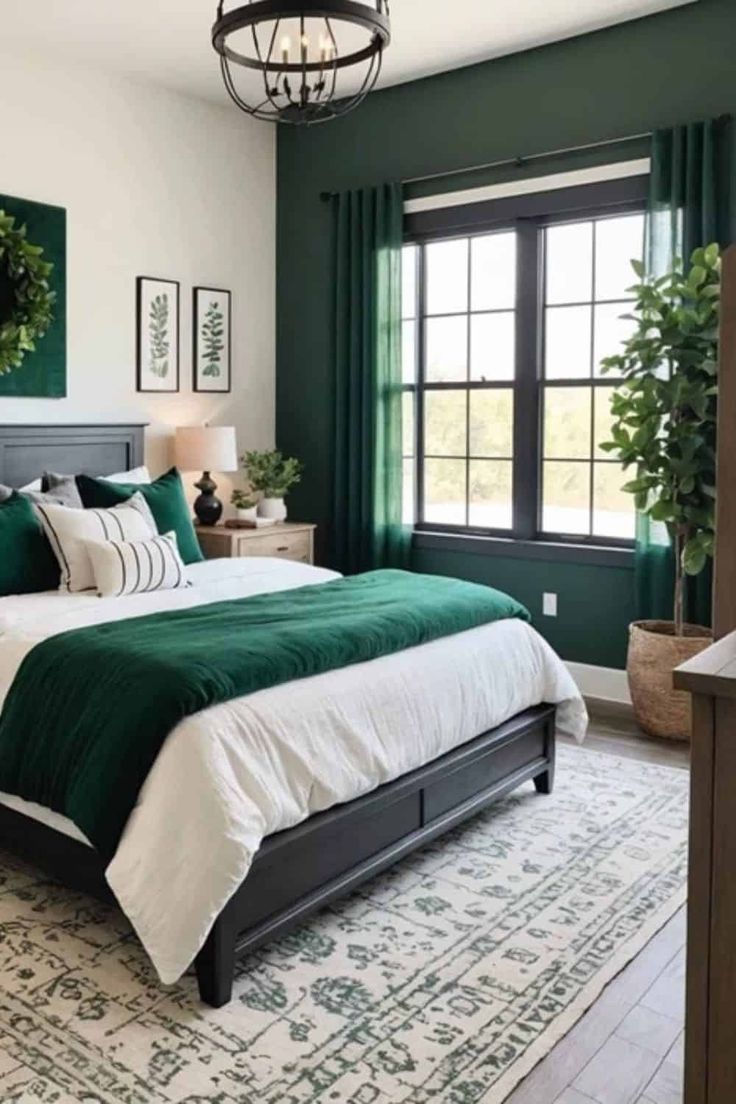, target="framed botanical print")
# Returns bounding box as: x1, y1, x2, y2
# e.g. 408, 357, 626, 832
193, 286, 231, 393
136, 276, 180, 392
